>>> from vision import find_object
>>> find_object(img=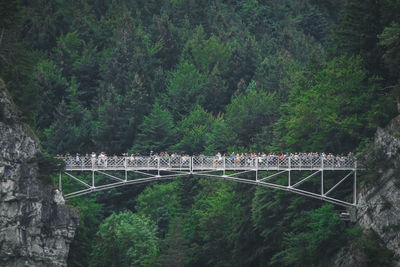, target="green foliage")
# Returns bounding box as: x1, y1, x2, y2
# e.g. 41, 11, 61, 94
157, 217, 188, 267
42, 99, 93, 154
205, 115, 236, 153
90, 212, 159, 267
274, 55, 394, 153
251, 184, 309, 262
91, 88, 137, 154
184, 25, 232, 74
36, 152, 65, 184
253, 51, 301, 100
175, 105, 214, 154
271, 204, 344, 266
225, 89, 279, 148
68, 198, 103, 267
346, 226, 393, 266
3, 0, 400, 266
333, 0, 383, 74
164, 61, 206, 119
131, 102, 176, 154
186, 180, 241, 266
379, 22, 400, 75
135, 182, 182, 237
32, 58, 69, 129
